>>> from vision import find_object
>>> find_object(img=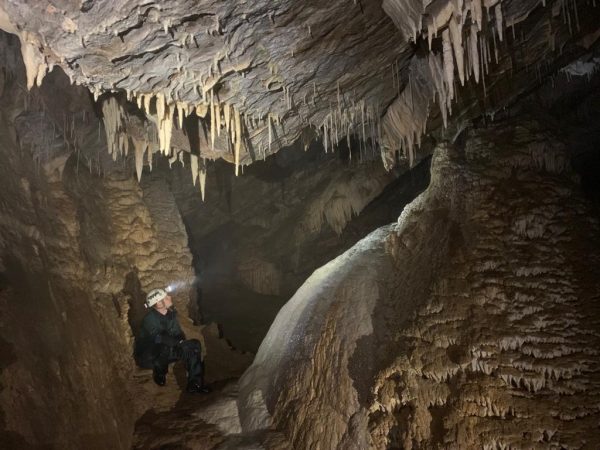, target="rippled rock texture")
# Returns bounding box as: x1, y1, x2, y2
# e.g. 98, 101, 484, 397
239, 120, 600, 449
0, 0, 596, 174
0, 32, 247, 449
